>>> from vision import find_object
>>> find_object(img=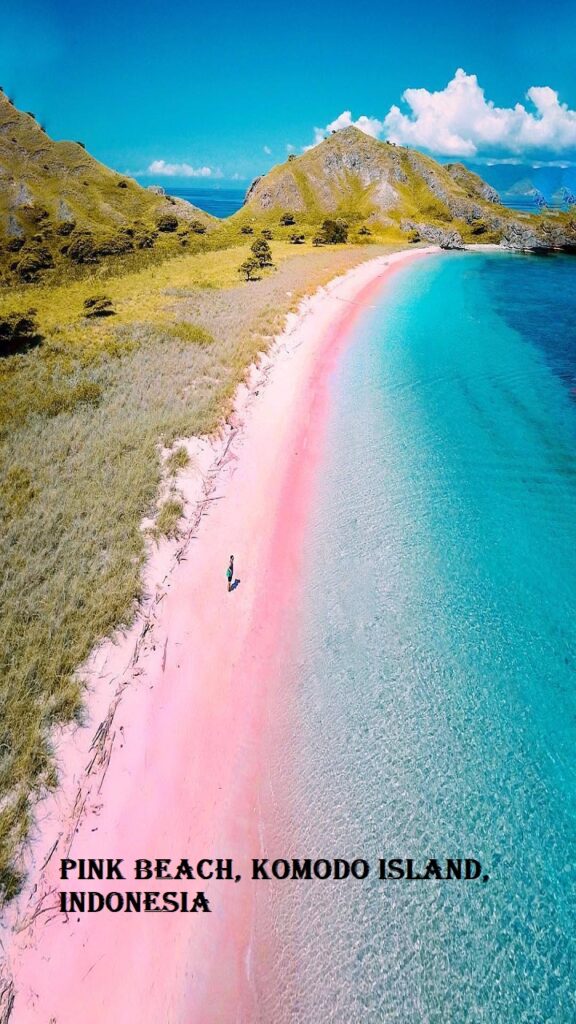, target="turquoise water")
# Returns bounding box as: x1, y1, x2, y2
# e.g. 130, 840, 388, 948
257, 252, 576, 1023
